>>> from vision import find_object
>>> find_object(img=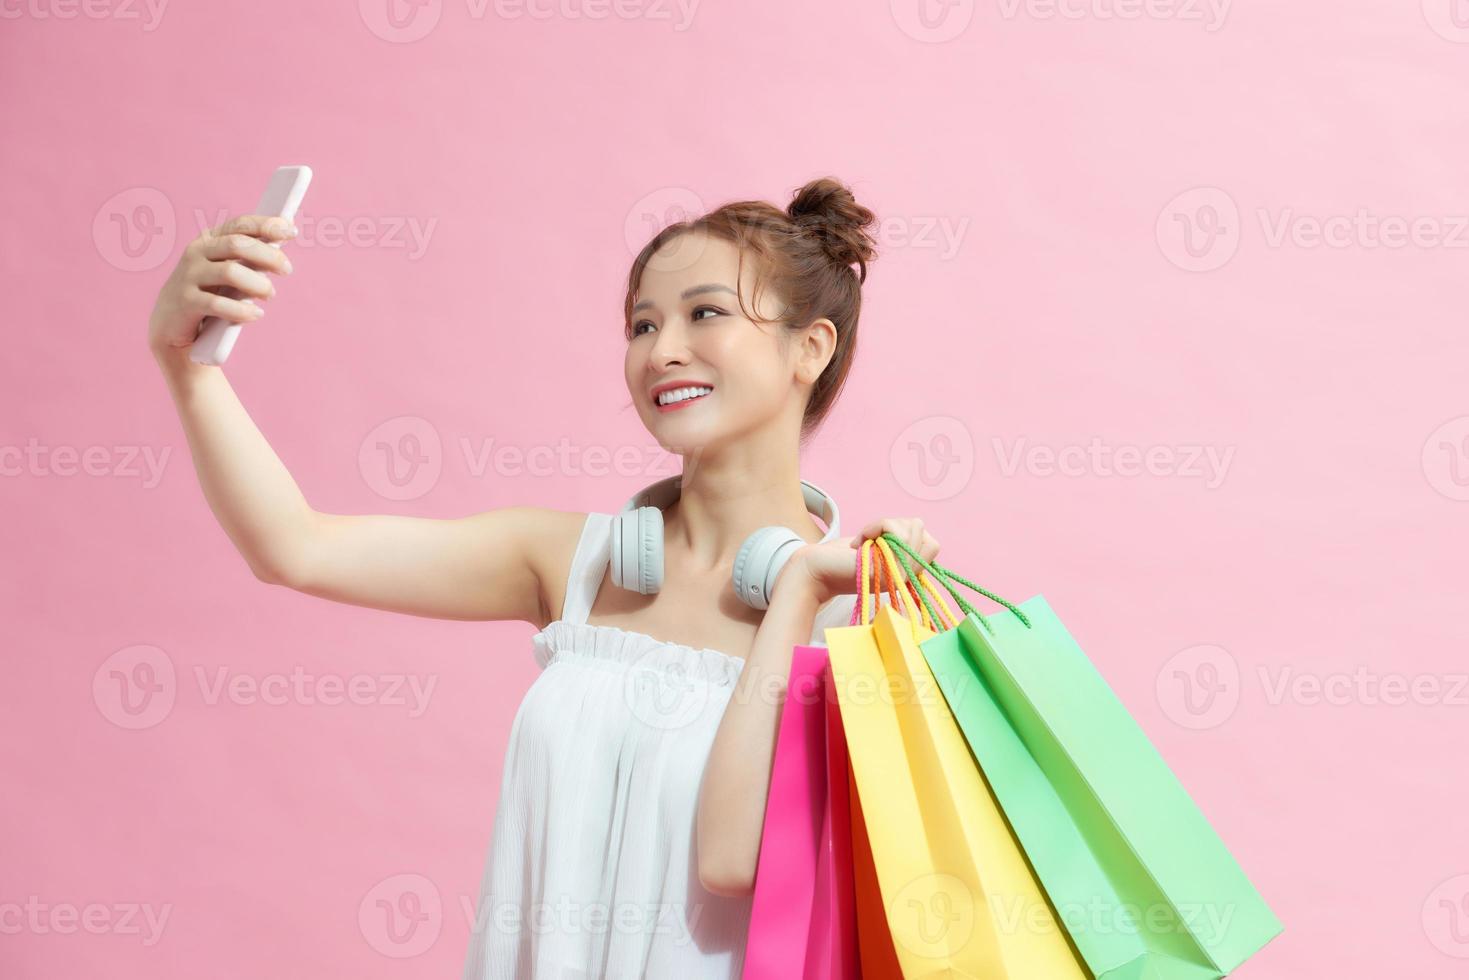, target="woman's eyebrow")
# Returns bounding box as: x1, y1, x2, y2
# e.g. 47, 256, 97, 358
631, 283, 736, 314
